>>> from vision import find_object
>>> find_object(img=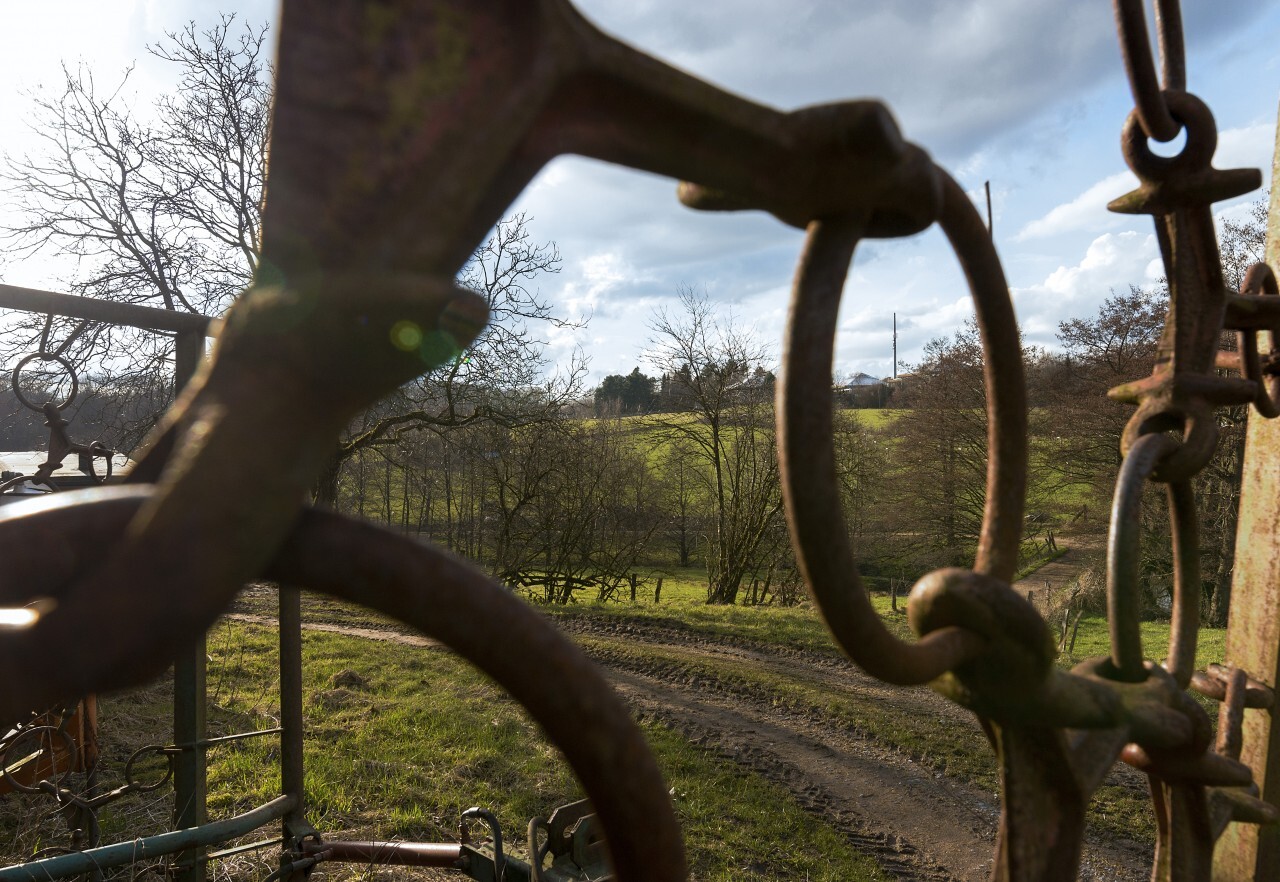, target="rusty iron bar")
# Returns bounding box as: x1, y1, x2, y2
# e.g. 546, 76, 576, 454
1192, 664, 1276, 710
1220, 668, 1250, 761
0, 285, 217, 337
